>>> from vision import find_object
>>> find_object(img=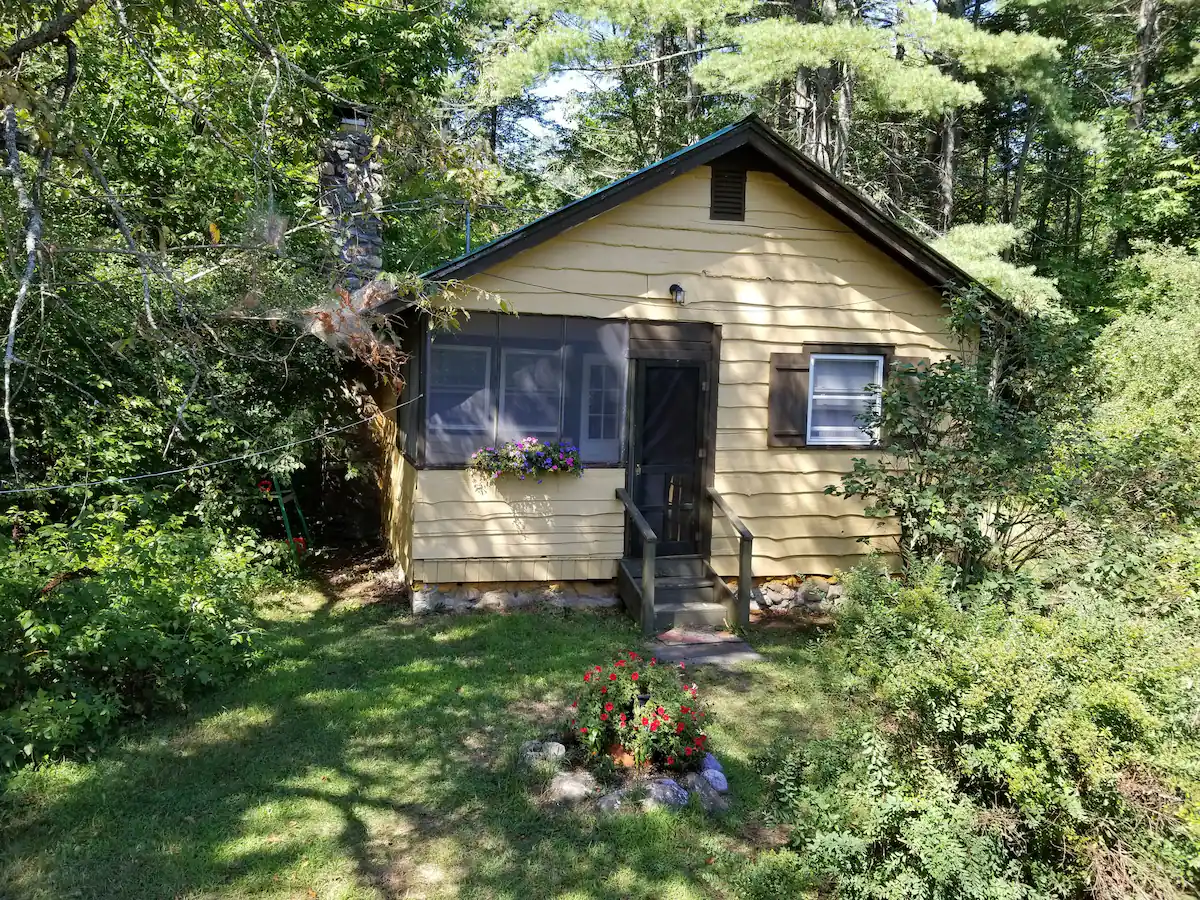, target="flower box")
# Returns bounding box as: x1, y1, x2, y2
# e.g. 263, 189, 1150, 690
468, 437, 584, 481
